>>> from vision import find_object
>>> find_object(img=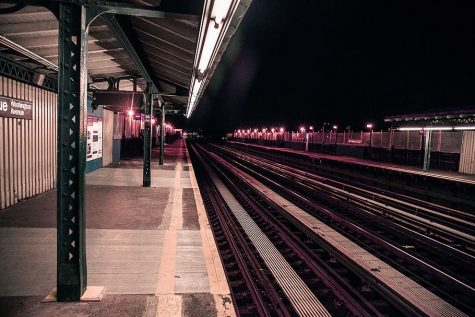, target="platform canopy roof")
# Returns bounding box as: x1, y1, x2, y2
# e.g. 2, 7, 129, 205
0, 0, 251, 116
385, 107, 475, 128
